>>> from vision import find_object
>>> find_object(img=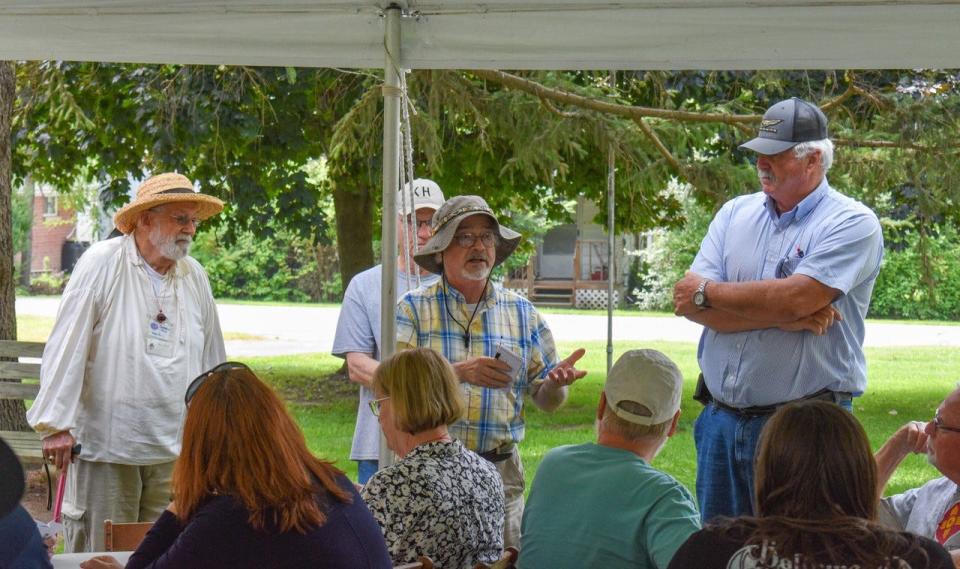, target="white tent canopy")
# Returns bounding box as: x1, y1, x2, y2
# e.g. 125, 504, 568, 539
1, 1, 959, 70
